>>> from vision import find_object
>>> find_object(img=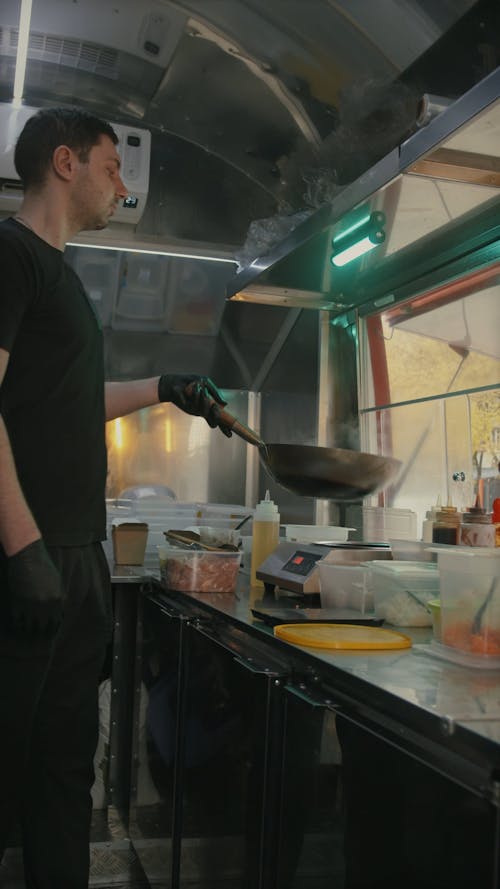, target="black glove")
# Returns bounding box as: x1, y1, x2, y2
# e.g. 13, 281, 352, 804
158, 374, 232, 437
7, 539, 64, 638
